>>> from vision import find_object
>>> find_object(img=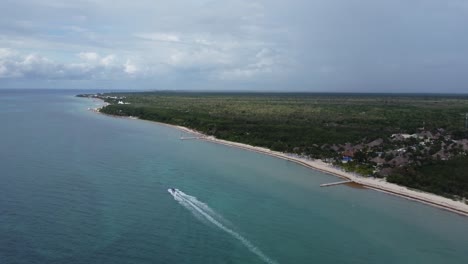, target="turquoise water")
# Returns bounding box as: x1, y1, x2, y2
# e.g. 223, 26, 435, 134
1, 90, 468, 264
